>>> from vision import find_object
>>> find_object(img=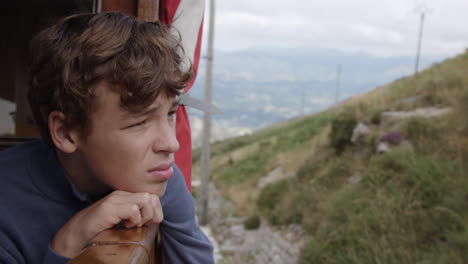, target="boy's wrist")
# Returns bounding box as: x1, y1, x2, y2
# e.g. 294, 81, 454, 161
51, 220, 87, 259
46, 243, 72, 262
